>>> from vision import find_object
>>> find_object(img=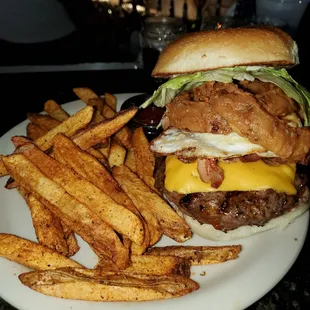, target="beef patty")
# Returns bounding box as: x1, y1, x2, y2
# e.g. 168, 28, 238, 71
154, 157, 309, 232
